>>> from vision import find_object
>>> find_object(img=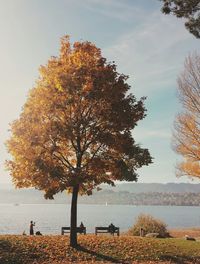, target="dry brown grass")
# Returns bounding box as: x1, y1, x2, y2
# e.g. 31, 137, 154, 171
1, 234, 200, 263
169, 228, 200, 238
